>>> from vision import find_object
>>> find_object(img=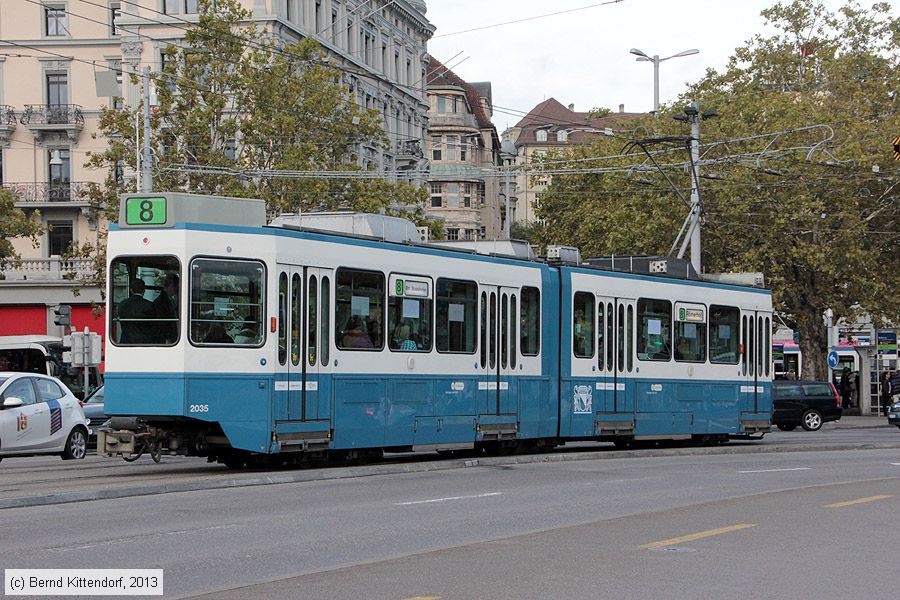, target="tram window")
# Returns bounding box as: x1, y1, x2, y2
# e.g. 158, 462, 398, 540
480, 291, 487, 367
597, 301, 605, 369
674, 306, 707, 363
501, 295, 508, 368
627, 304, 634, 372
489, 292, 497, 368
189, 258, 265, 347
748, 316, 755, 376
388, 276, 432, 353
278, 272, 287, 364
573, 292, 595, 358
617, 304, 625, 372
764, 317, 771, 376
606, 302, 614, 371
109, 255, 181, 347
757, 316, 764, 376
291, 273, 302, 366
741, 316, 748, 375
308, 275, 318, 366
436, 278, 477, 354
335, 268, 384, 350
510, 294, 517, 369
520, 287, 540, 356
709, 305, 739, 364
637, 299, 671, 361
320, 276, 330, 366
